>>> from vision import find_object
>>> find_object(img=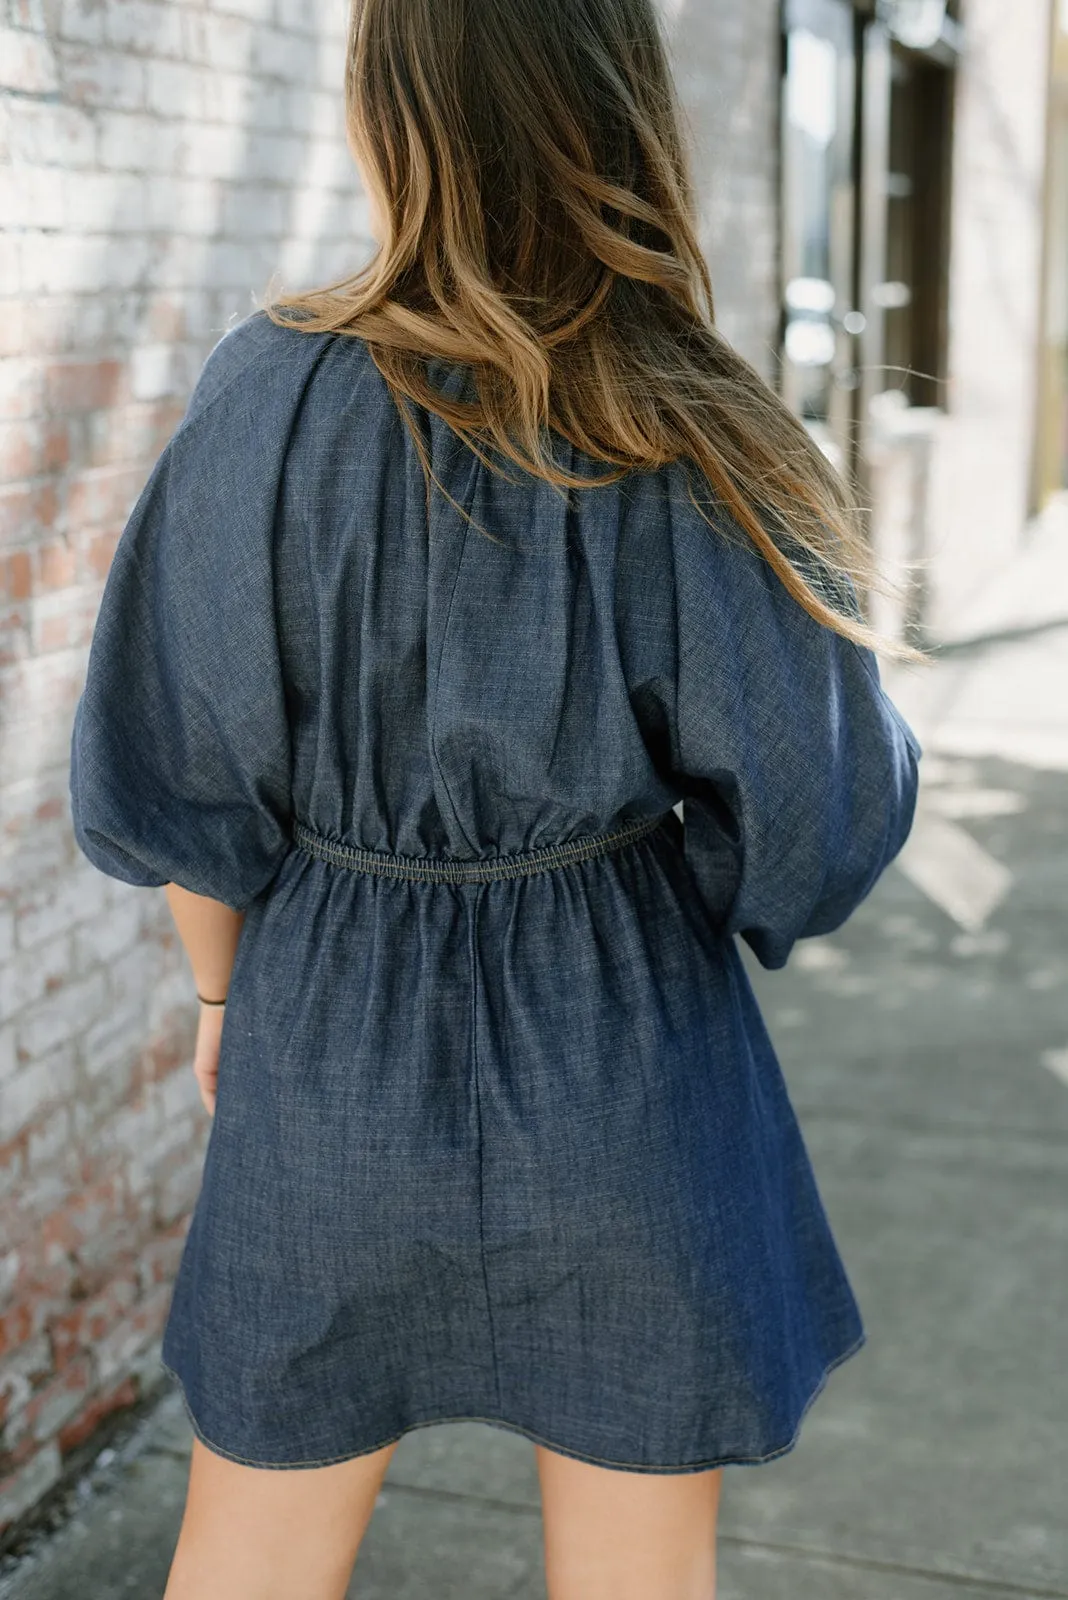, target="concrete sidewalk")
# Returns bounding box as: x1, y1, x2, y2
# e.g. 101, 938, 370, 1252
2, 536, 1066, 1598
